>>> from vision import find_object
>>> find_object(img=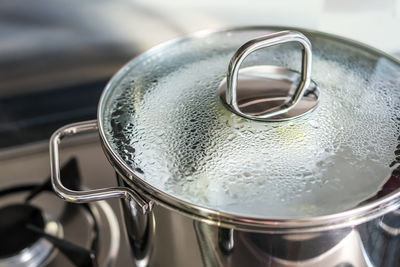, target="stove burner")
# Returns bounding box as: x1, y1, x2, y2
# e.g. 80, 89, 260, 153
0, 203, 45, 258
0, 204, 63, 267
0, 158, 118, 267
